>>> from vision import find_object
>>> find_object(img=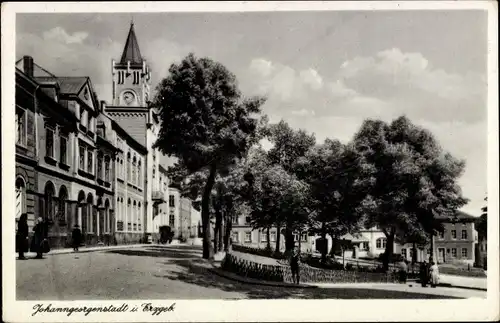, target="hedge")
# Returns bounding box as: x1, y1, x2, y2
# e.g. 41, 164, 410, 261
232, 244, 286, 260
221, 253, 398, 284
